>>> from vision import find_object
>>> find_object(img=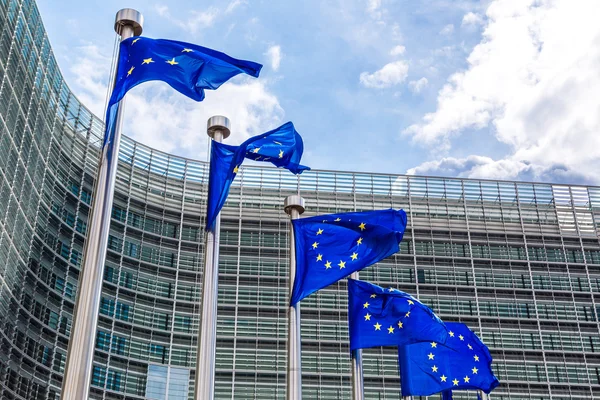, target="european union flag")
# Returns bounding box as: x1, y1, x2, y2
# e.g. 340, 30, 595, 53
206, 122, 309, 231
104, 36, 262, 147
348, 279, 447, 350
290, 209, 407, 305
398, 322, 499, 397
